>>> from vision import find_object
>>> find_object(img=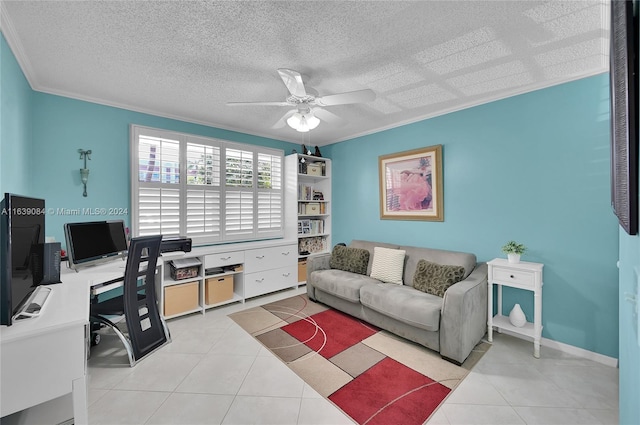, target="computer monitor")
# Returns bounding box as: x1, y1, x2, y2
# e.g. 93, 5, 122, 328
0, 193, 46, 326
64, 220, 128, 270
